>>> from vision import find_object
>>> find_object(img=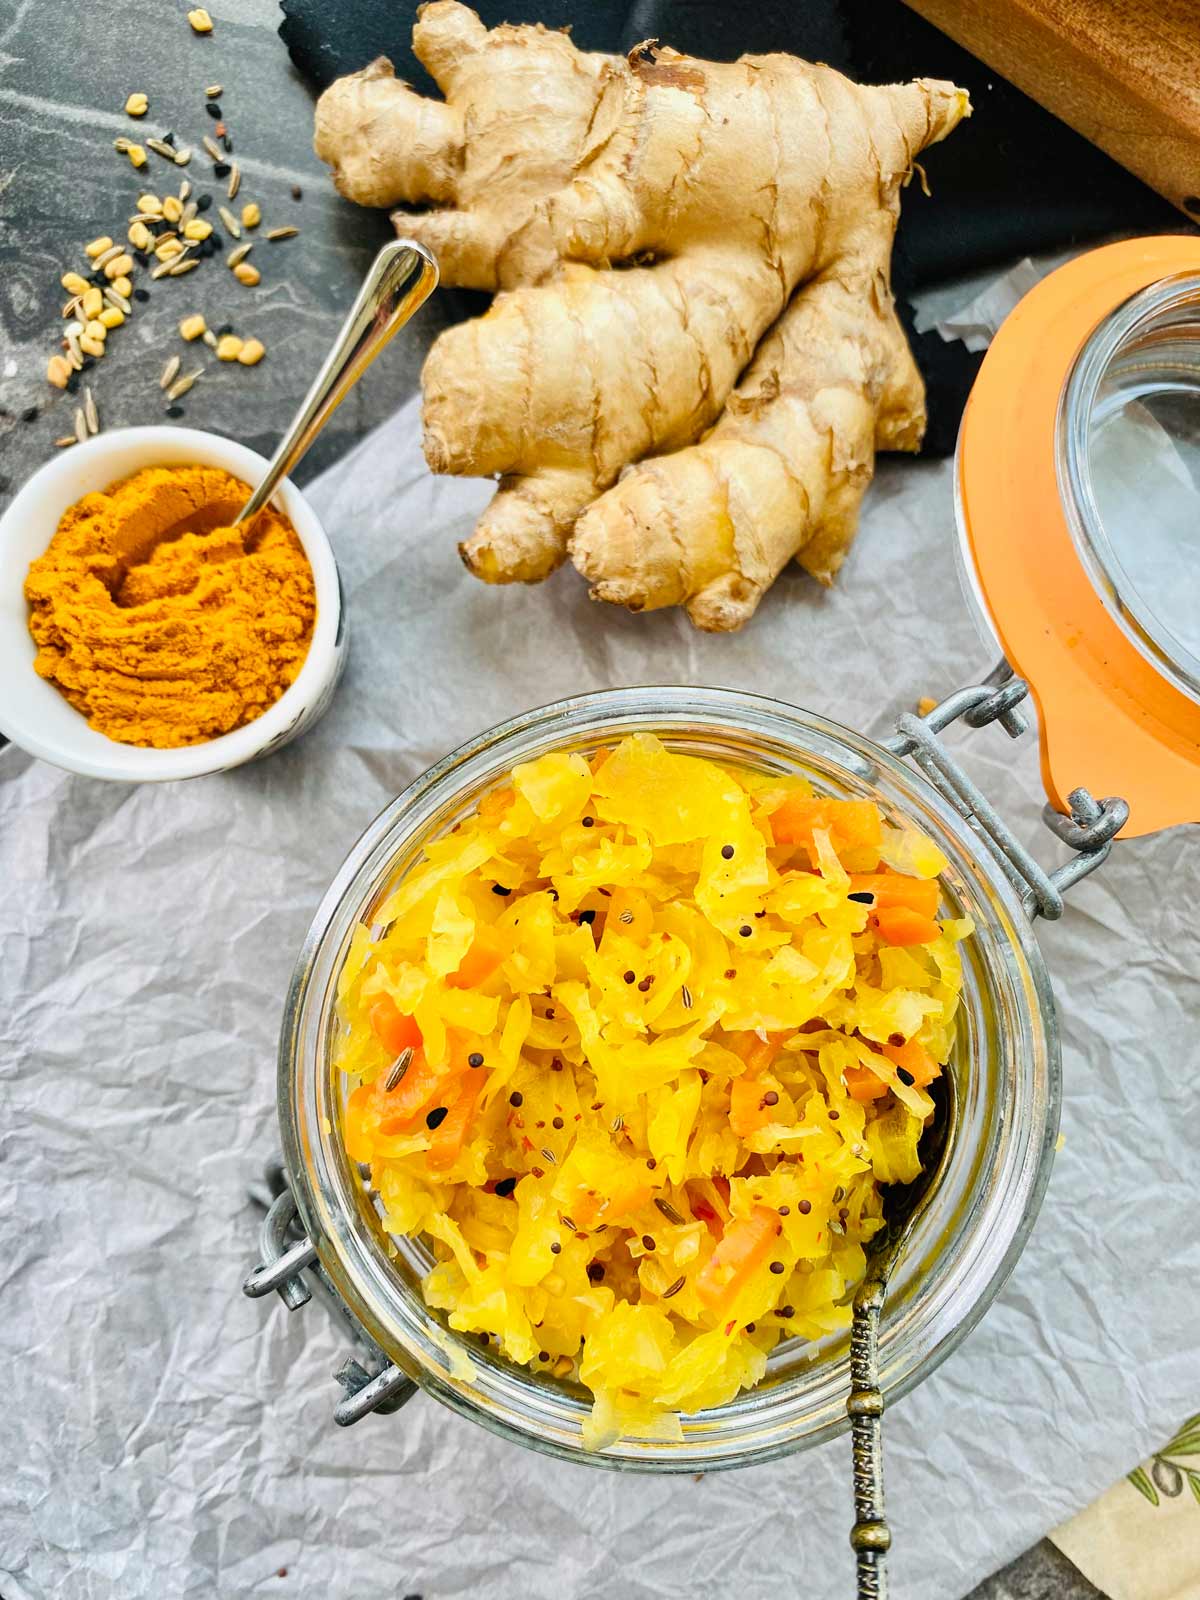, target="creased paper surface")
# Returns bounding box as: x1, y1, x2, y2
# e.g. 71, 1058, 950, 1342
2, 314, 1198, 1600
